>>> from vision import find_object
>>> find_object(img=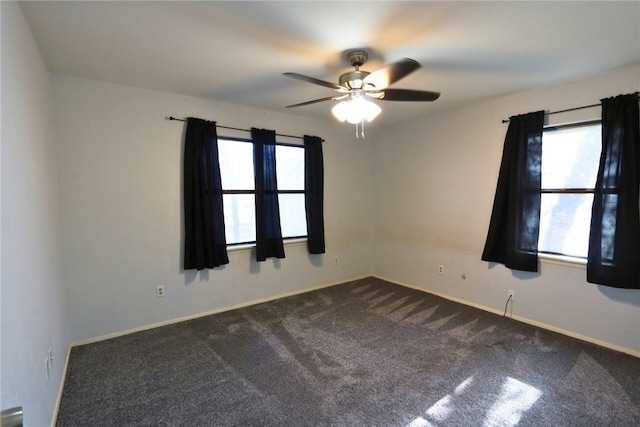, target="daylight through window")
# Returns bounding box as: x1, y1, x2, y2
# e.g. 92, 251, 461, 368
218, 138, 307, 245
538, 121, 601, 258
